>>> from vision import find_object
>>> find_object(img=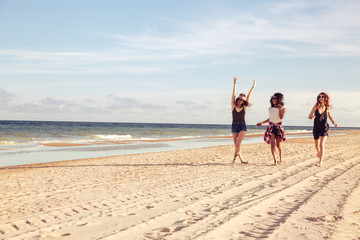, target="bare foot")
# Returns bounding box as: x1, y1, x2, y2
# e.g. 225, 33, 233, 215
236, 154, 248, 164
317, 161, 322, 167
232, 155, 237, 165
